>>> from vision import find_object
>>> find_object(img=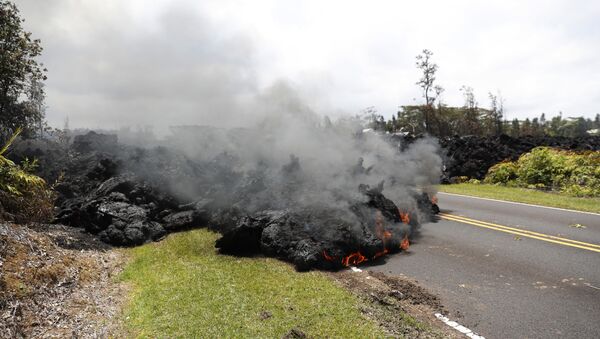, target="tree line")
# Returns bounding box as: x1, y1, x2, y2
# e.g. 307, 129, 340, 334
367, 49, 600, 138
